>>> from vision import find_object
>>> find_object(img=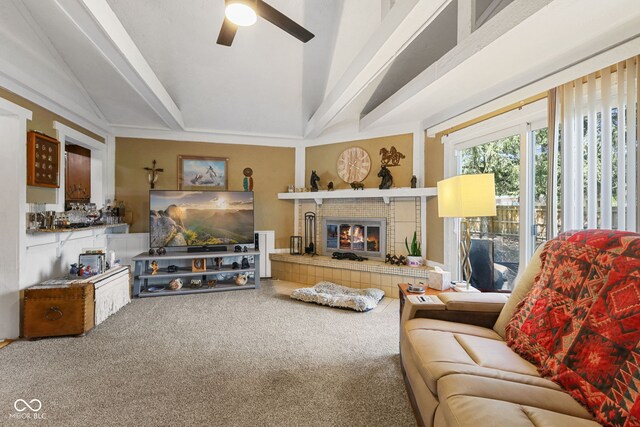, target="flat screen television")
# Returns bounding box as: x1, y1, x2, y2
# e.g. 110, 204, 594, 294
149, 190, 254, 249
